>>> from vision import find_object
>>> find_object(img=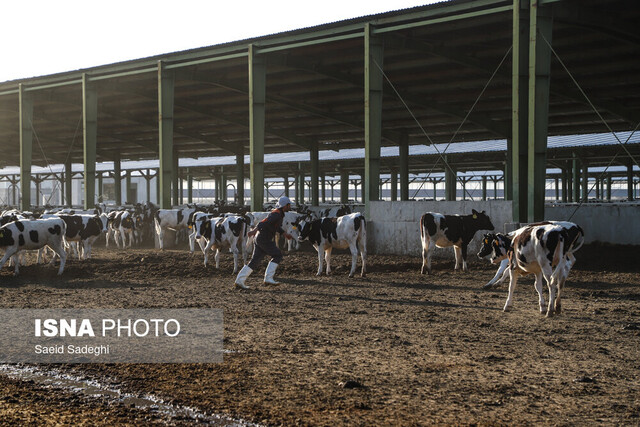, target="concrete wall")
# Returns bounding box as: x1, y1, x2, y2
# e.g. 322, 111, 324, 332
546, 203, 640, 245
368, 200, 513, 257
367, 201, 640, 256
